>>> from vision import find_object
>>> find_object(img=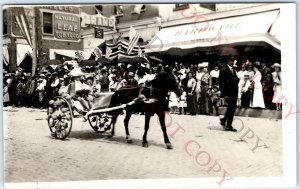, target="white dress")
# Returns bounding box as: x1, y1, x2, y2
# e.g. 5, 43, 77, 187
237, 70, 248, 98
250, 71, 265, 108
168, 92, 178, 108
272, 71, 282, 103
